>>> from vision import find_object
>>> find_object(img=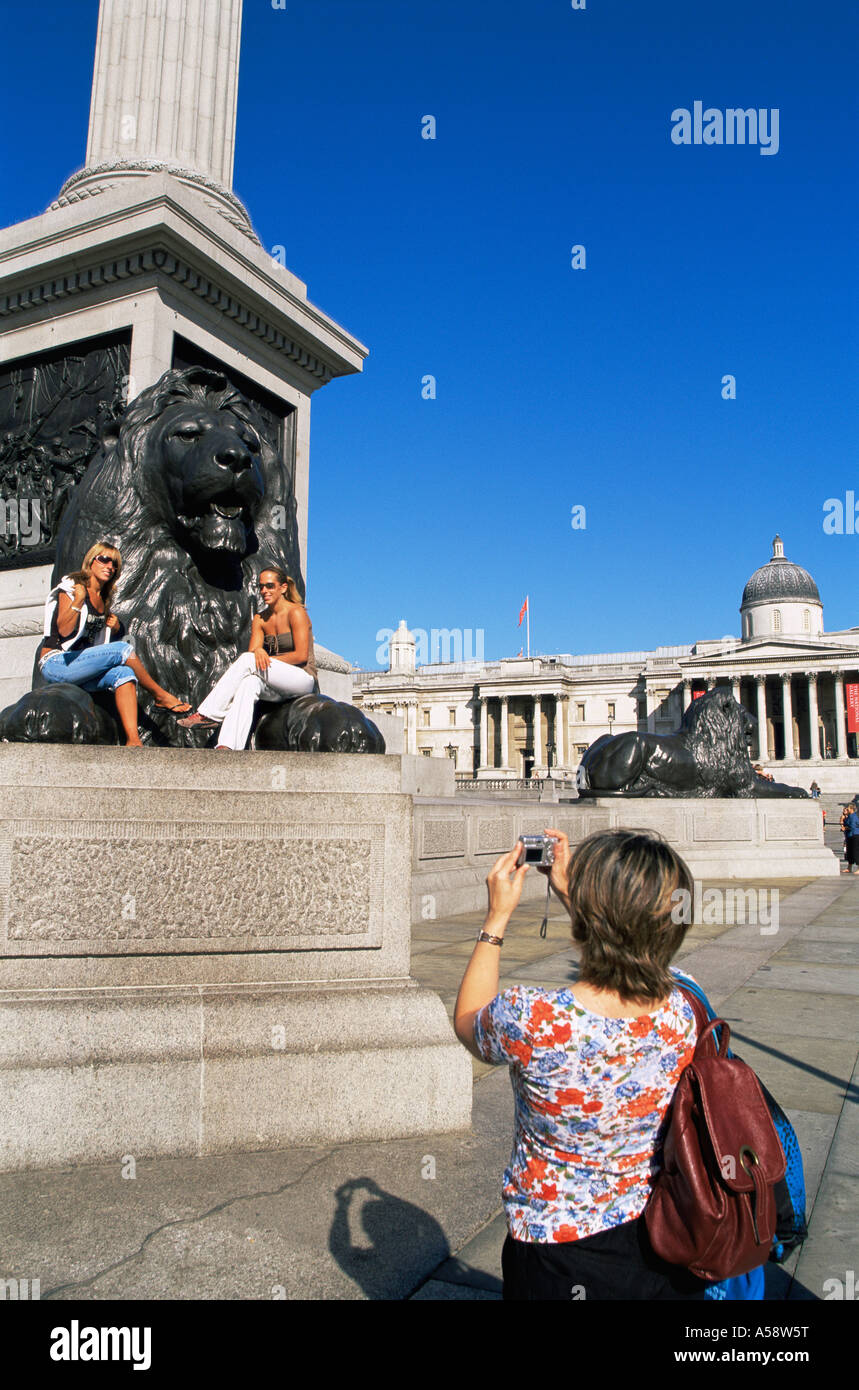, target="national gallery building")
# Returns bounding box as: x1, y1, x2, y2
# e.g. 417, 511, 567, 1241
352, 538, 859, 792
